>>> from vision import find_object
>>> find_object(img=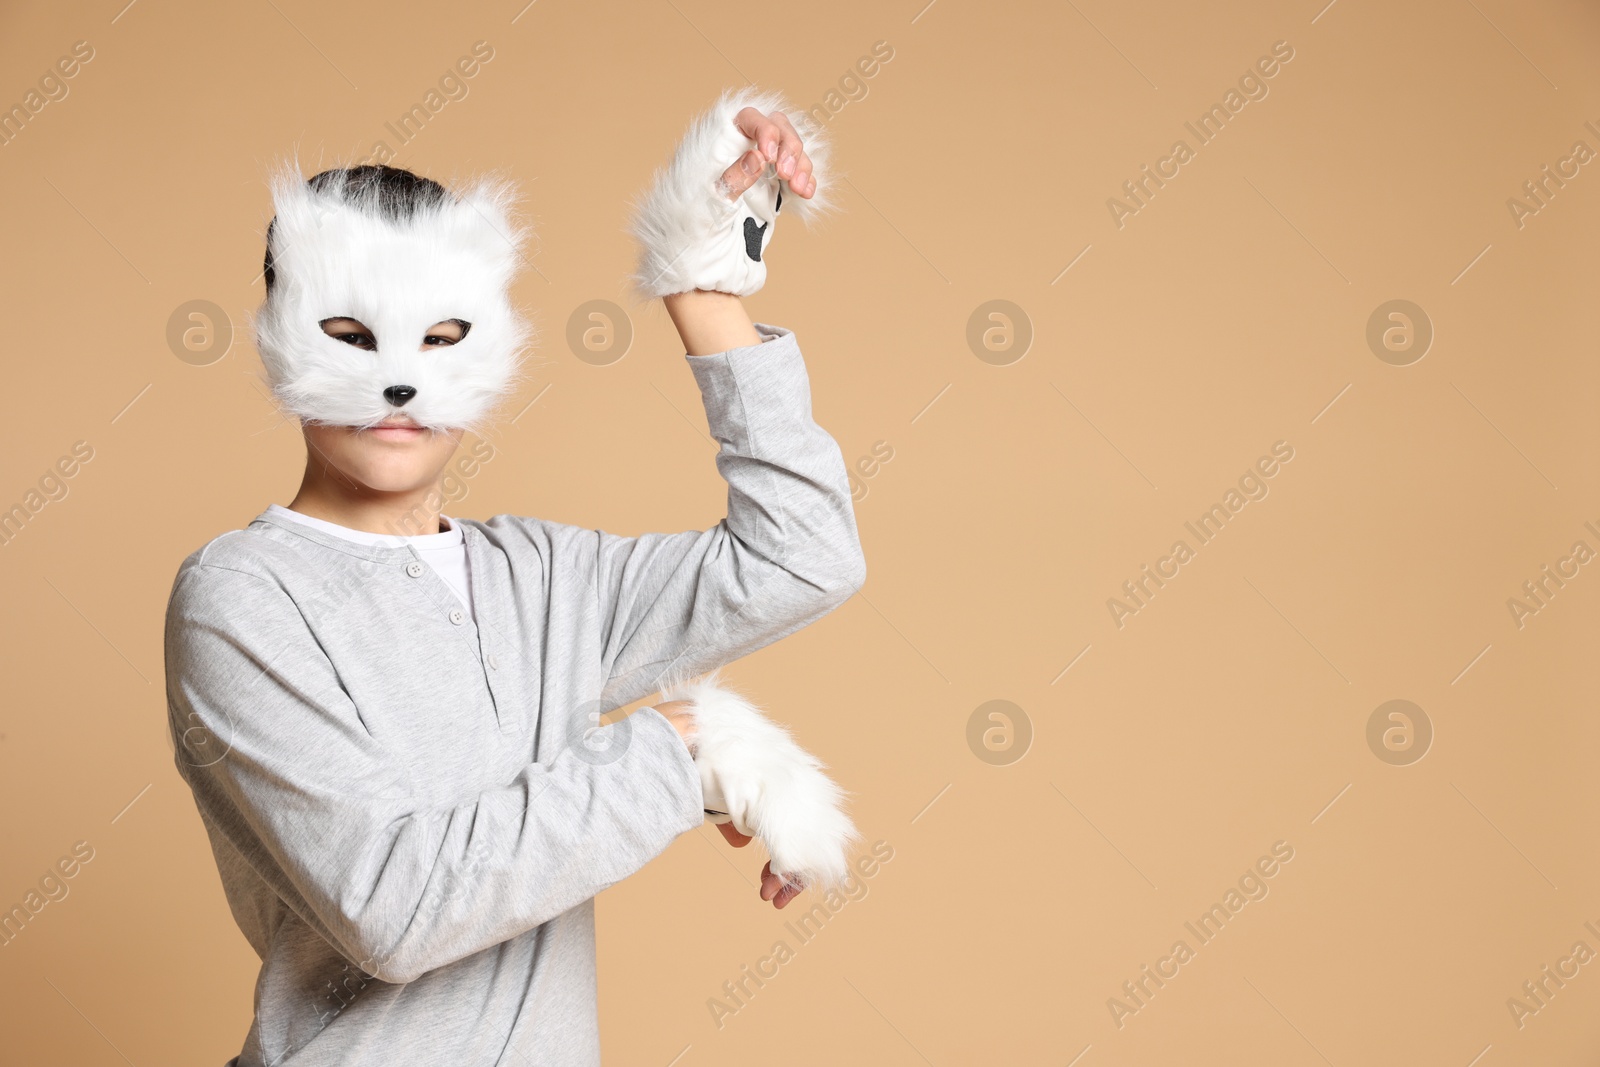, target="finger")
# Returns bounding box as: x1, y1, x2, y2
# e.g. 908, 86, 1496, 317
732, 106, 782, 163
758, 862, 806, 908
759, 862, 781, 902
767, 867, 805, 908
766, 112, 805, 180
716, 821, 752, 848
772, 881, 805, 909
786, 150, 815, 199
718, 147, 767, 202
